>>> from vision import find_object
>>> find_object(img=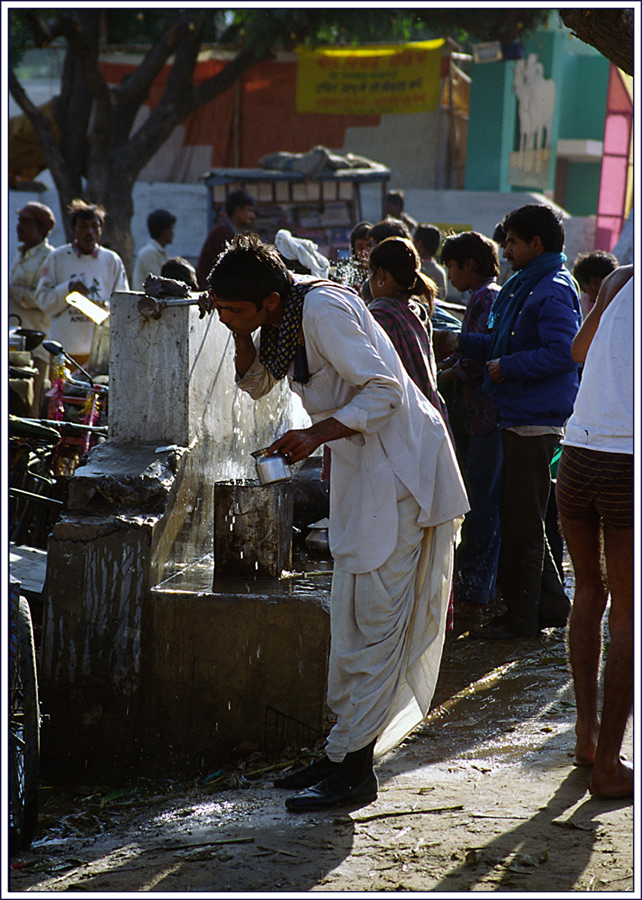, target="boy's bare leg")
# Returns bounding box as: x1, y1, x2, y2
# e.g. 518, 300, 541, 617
589, 525, 634, 798
561, 514, 608, 766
